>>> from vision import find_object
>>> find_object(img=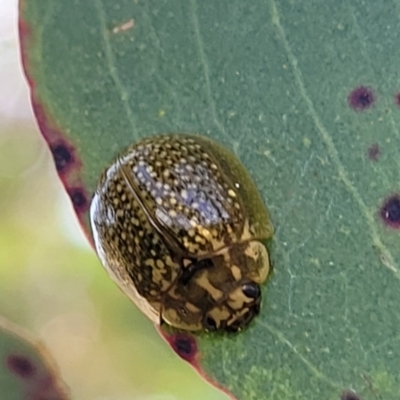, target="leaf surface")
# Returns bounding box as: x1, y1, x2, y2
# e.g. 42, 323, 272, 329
20, 0, 400, 398
0, 317, 69, 400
